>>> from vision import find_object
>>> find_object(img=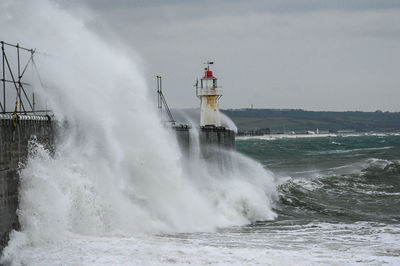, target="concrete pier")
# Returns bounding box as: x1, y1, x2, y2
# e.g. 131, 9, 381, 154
173, 124, 191, 155
173, 125, 235, 156
199, 127, 235, 149
0, 114, 54, 252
